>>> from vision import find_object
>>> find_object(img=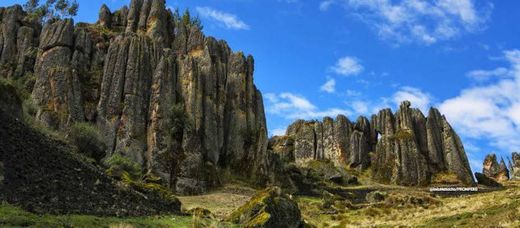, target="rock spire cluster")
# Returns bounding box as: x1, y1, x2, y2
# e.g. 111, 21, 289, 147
270, 101, 475, 186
